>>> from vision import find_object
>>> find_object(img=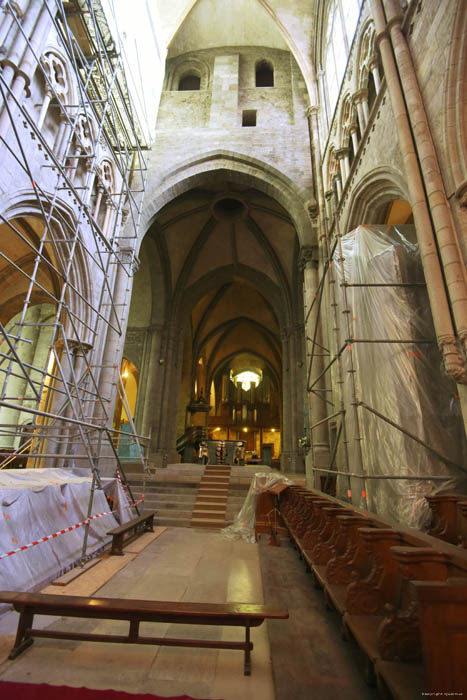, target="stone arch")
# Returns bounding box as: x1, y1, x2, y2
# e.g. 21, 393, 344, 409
344, 167, 410, 231
167, 56, 211, 91
139, 150, 314, 248
0, 190, 94, 346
